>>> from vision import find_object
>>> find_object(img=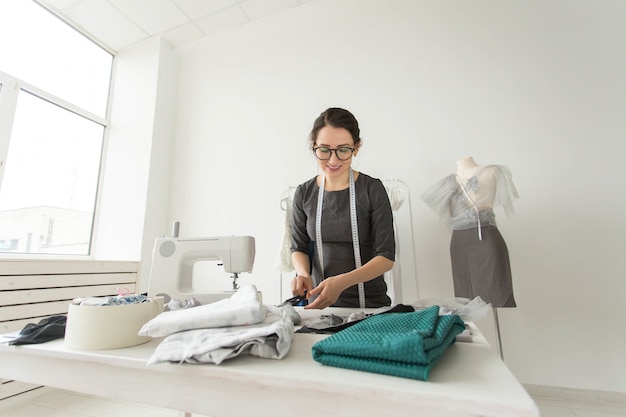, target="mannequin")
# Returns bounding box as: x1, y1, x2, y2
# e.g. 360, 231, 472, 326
455, 156, 498, 213
456, 156, 480, 182
421, 156, 518, 306
422, 156, 519, 358
421, 156, 519, 358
